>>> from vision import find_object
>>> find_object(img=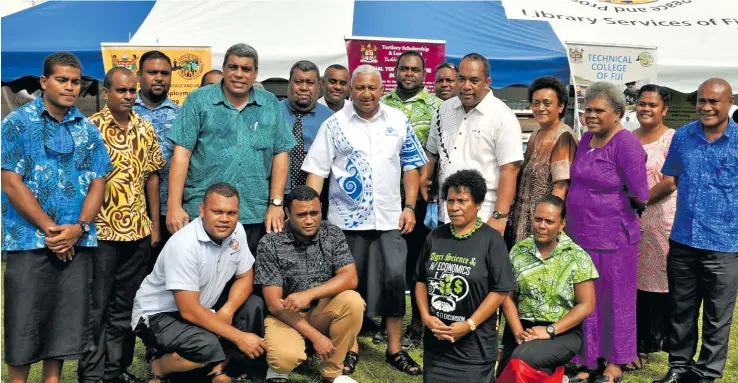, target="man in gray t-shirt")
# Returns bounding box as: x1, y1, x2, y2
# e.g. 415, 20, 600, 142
131, 182, 267, 382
